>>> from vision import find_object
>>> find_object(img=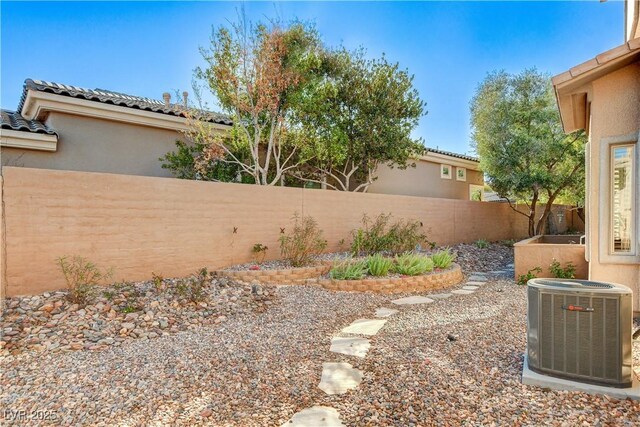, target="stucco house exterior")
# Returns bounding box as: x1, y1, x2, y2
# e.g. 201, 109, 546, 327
552, 0, 640, 310
0, 79, 232, 177
368, 148, 485, 201
1, 78, 481, 201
